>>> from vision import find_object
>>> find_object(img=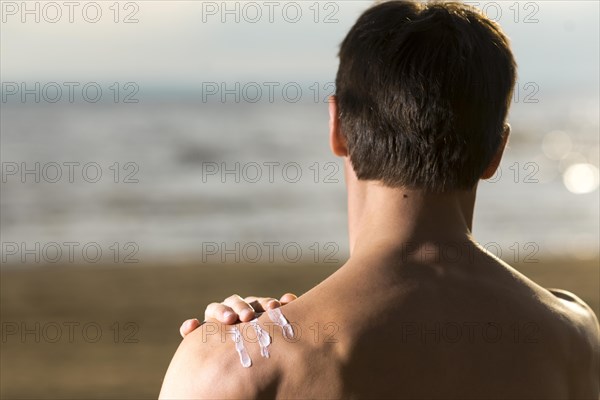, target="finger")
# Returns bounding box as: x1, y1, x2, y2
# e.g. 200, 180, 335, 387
245, 296, 280, 312
280, 293, 298, 304
204, 302, 237, 324
179, 318, 201, 338
260, 297, 281, 310
223, 294, 256, 322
